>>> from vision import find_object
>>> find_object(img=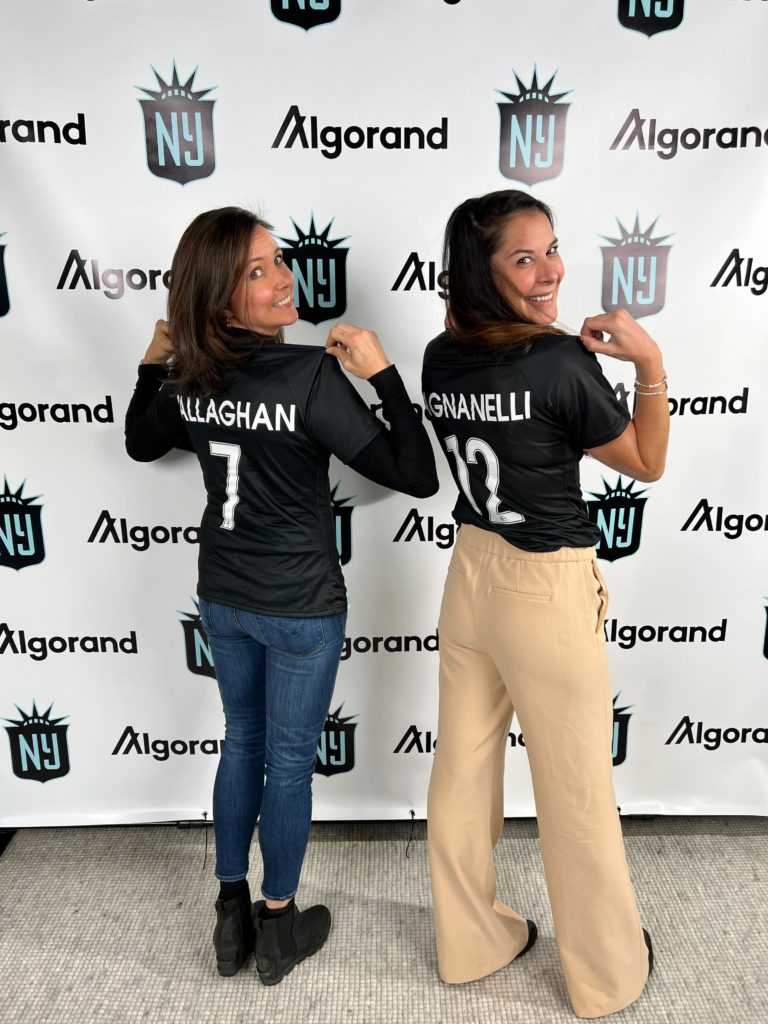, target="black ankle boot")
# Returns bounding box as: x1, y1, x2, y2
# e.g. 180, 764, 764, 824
255, 902, 331, 986
213, 896, 260, 977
